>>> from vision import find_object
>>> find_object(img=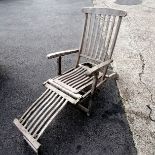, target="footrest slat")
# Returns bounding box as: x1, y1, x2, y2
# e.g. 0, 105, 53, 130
14, 86, 75, 153
14, 119, 41, 153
